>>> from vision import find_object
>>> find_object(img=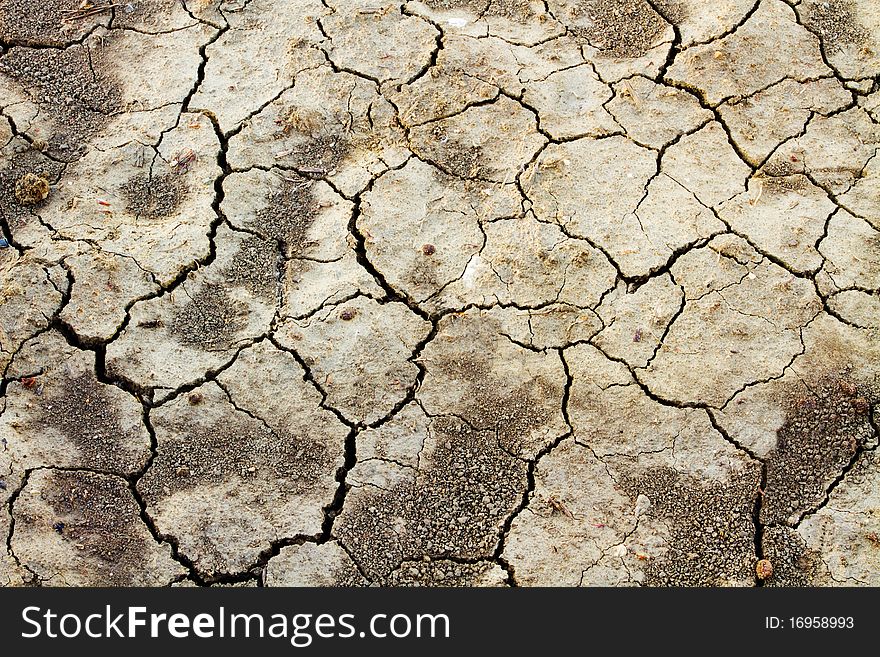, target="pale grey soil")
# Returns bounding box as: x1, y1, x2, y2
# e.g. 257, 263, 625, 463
0, 0, 878, 587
